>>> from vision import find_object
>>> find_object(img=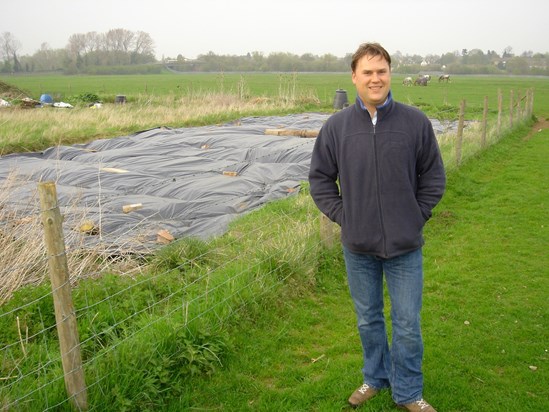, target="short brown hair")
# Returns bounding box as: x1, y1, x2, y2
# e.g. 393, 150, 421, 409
351, 43, 391, 72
